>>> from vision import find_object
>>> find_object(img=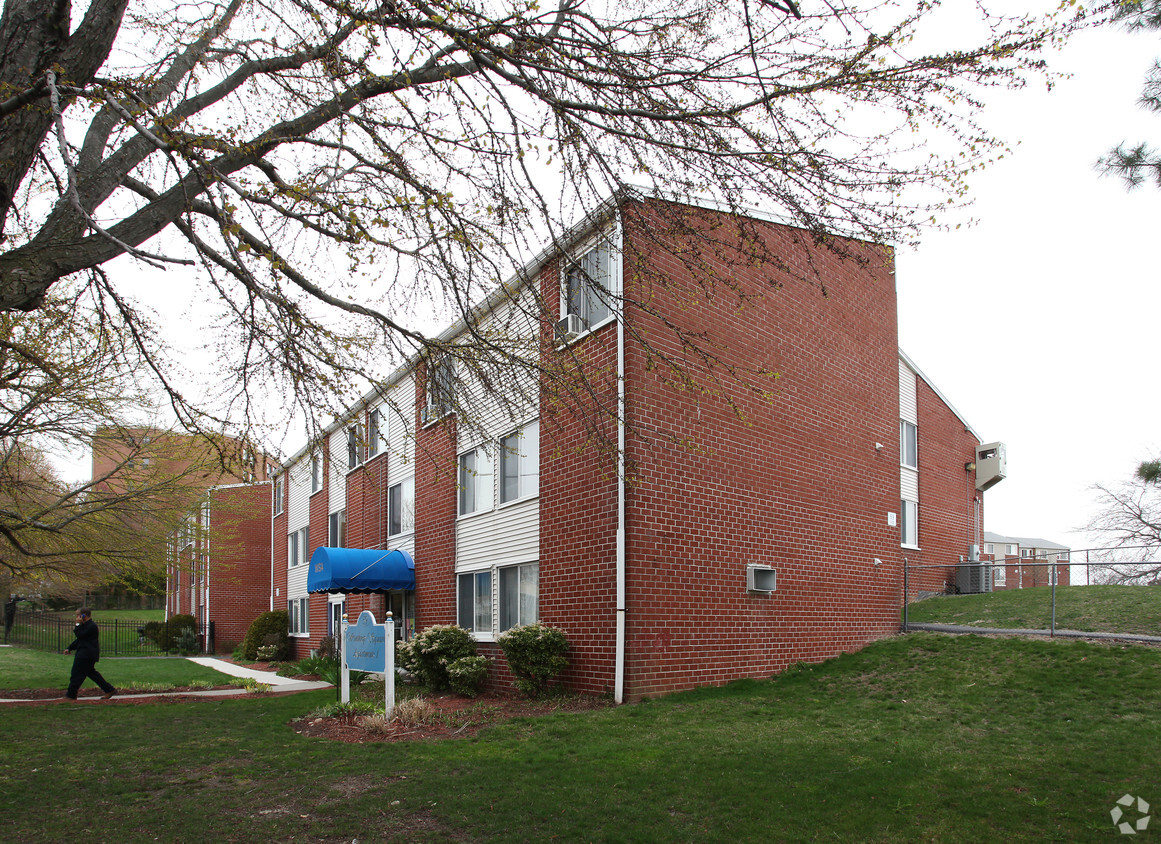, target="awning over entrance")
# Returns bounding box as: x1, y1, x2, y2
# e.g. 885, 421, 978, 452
306, 547, 415, 594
